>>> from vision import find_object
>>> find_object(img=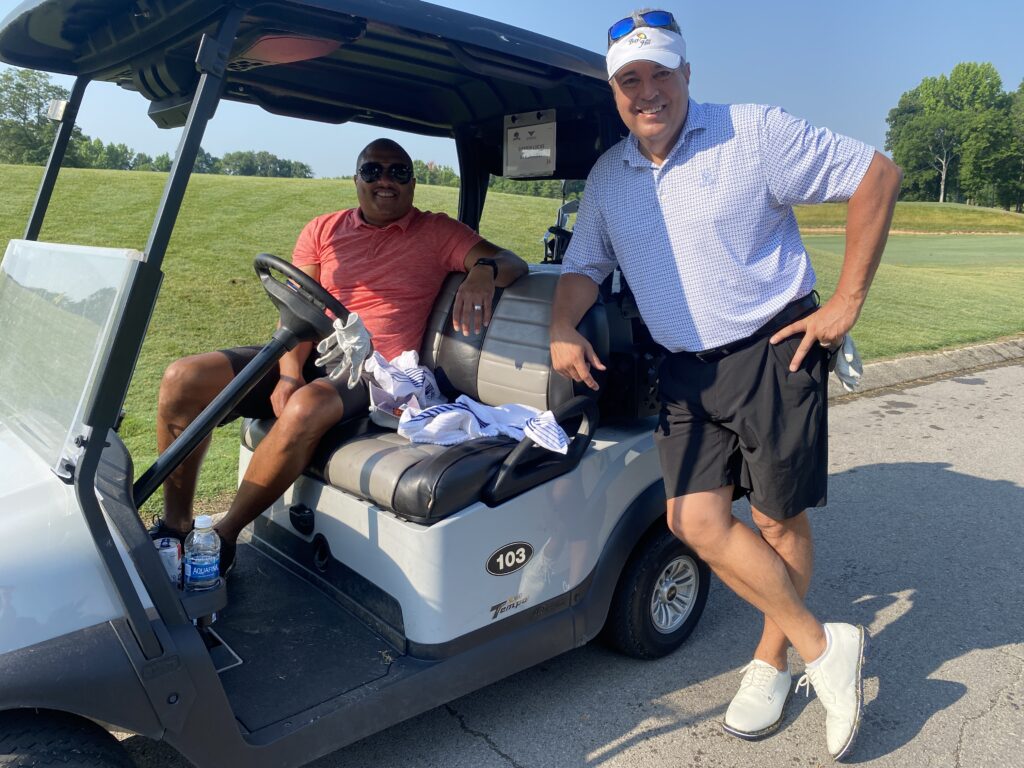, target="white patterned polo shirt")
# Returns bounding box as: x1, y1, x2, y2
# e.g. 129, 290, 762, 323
562, 99, 875, 352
